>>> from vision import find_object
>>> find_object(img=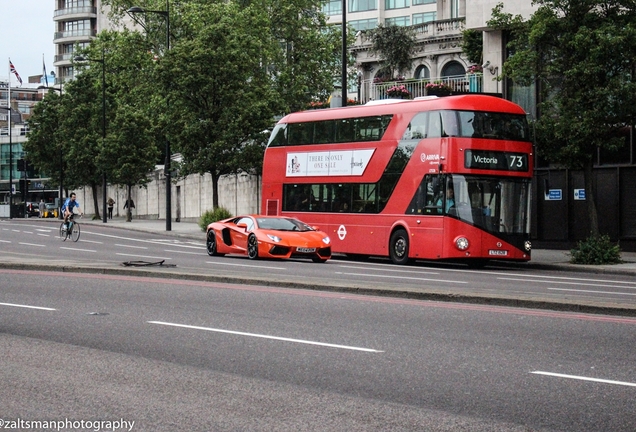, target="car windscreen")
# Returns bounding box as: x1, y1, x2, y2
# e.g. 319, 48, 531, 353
256, 218, 312, 231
